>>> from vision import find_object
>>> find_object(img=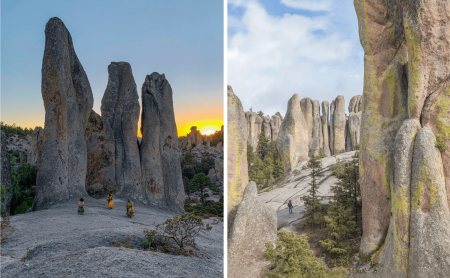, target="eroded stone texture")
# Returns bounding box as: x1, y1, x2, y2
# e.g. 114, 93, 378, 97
329, 100, 335, 155
101, 62, 141, 201
332, 95, 346, 154
354, 0, 410, 254
349, 95, 362, 113
140, 73, 185, 212
409, 127, 450, 277
277, 94, 309, 174
84, 110, 116, 198
245, 112, 263, 151
228, 181, 277, 278
346, 111, 362, 151
227, 86, 249, 213
359, 120, 420, 278
309, 100, 323, 157
321, 101, 331, 157
270, 114, 282, 142
27, 127, 44, 167
300, 97, 313, 143
262, 116, 271, 140
35, 17, 94, 210
1, 132, 13, 214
